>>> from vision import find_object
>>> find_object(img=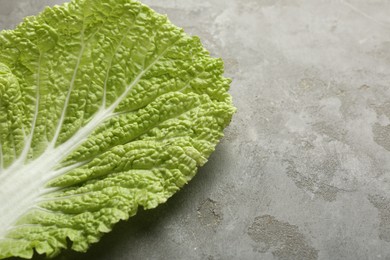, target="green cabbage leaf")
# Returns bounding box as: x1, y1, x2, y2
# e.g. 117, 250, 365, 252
0, 0, 235, 258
